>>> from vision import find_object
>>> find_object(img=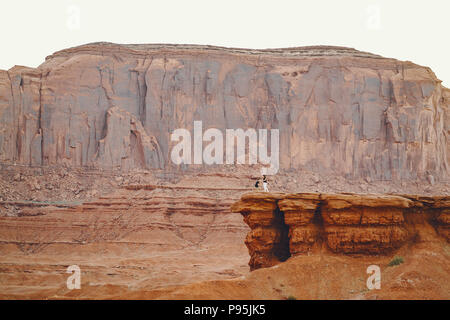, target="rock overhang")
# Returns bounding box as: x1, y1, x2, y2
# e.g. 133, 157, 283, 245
232, 192, 450, 270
